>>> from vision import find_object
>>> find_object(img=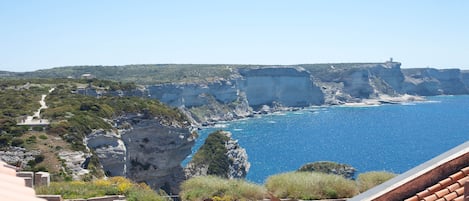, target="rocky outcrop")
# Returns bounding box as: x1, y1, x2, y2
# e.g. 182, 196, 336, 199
402, 68, 469, 95
120, 114, 194, 194
58, 151, 91, 180
310, 62, 406, 105
225, 132, 250, 179
86, 114, 194, 194
185, 131, 250, 179
0, 146, 40, 169
298, 161, 356, 179
86, 129, 126, 177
